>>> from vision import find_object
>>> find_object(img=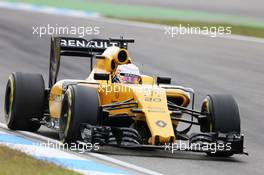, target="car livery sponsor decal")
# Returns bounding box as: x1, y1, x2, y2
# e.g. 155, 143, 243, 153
155, 120, 167, 128
60, 38, 125, 49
